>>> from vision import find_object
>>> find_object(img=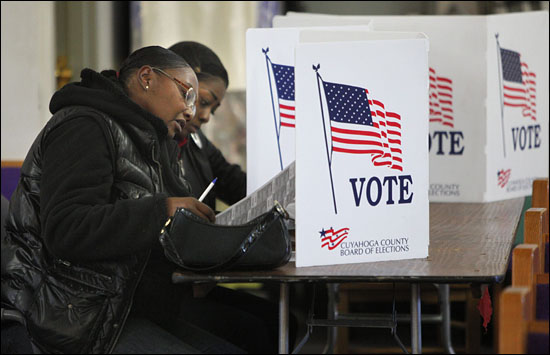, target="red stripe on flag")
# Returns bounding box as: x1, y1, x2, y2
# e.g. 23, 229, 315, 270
279, 104, 295, 110
333, 147, 383, 154
503, 85, 526, 93
332, 136, 382, 146
331, 126, 380, 138
280, 112, 295, 119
